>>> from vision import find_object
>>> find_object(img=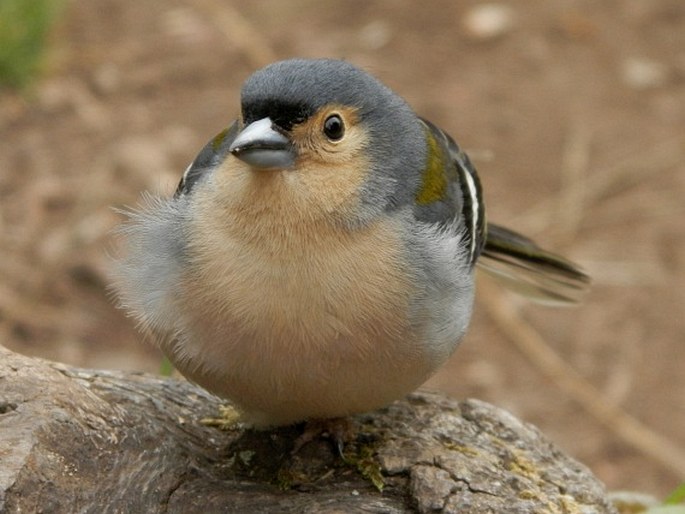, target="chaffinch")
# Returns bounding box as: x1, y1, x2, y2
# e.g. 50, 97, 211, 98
112, 58, 589, 429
